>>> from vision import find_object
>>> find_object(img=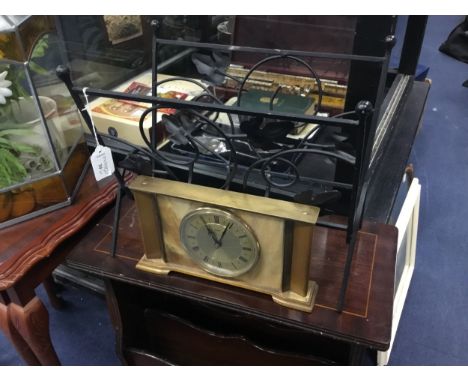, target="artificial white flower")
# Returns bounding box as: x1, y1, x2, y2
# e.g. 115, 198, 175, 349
0, 70, 13, 105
